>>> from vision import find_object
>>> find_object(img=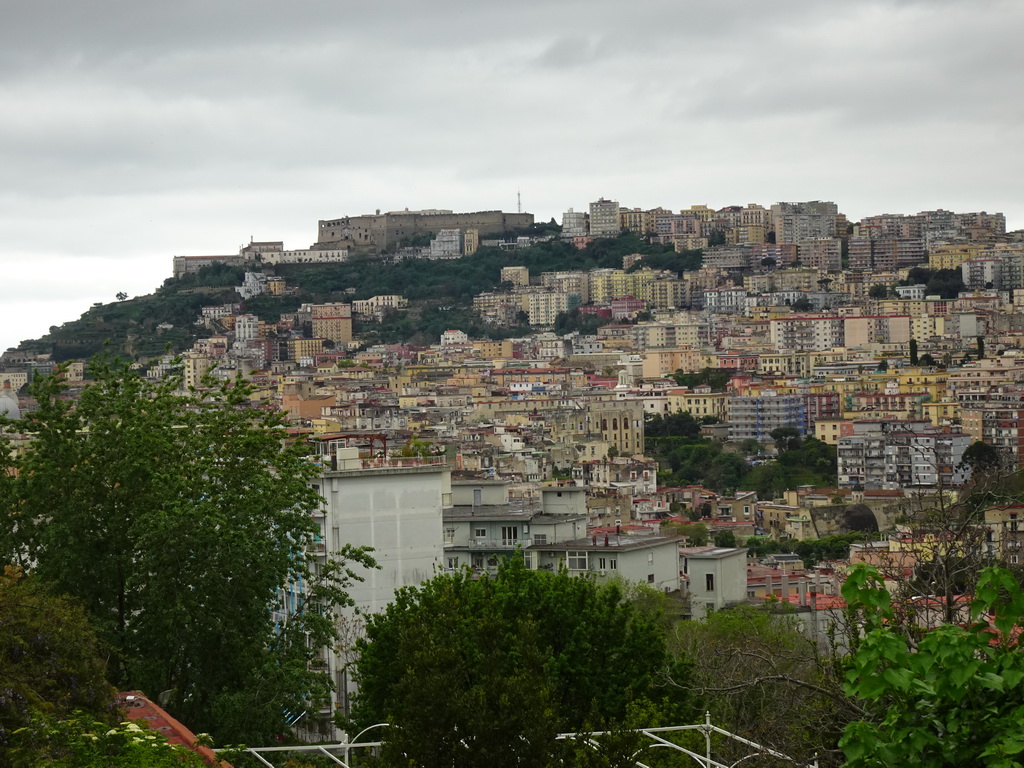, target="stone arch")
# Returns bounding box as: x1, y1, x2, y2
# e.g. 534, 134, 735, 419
842, 503, 880, 534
